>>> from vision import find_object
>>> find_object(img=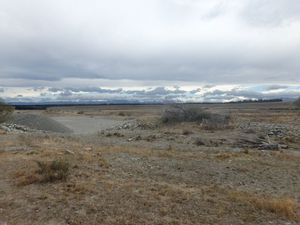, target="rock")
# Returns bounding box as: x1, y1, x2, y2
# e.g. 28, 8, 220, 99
0, 123, 30, 133
279, 144, 289, 149
127, 135, 142, 142
258, 143, 280, 151
65, 149, 75, 155
84, 147, 92, 151
145, 134, 156, 142
194, 138, 206, 146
